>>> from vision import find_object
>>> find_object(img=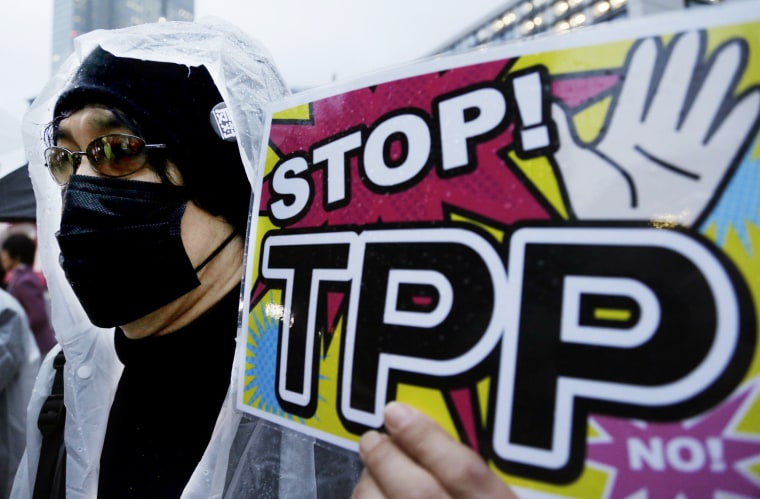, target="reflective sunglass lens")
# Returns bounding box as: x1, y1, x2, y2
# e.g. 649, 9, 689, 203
44, 147, 75, 185
87, 135, 147, 177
